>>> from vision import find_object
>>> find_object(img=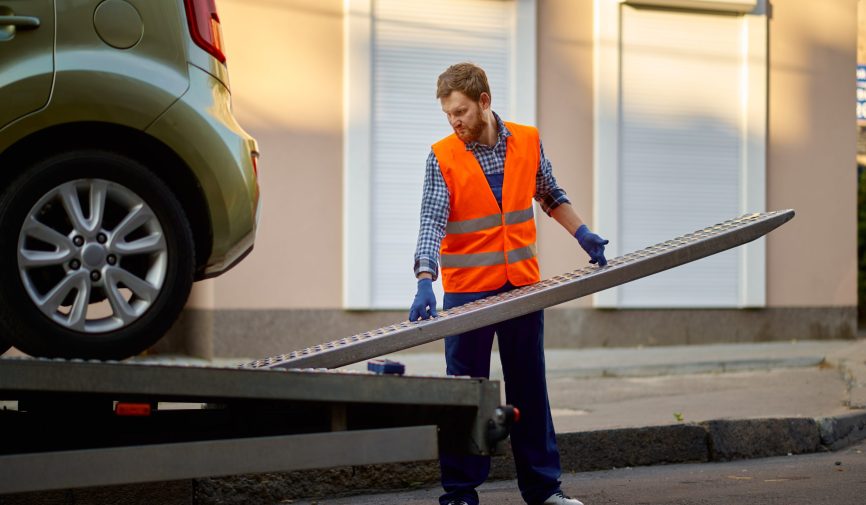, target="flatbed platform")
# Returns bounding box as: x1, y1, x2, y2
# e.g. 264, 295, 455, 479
0, 358, 506, 494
